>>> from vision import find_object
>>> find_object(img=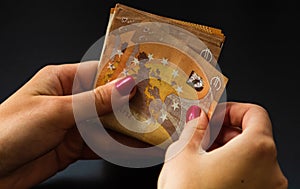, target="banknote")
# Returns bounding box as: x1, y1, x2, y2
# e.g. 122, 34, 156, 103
93, 3, 228, 147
